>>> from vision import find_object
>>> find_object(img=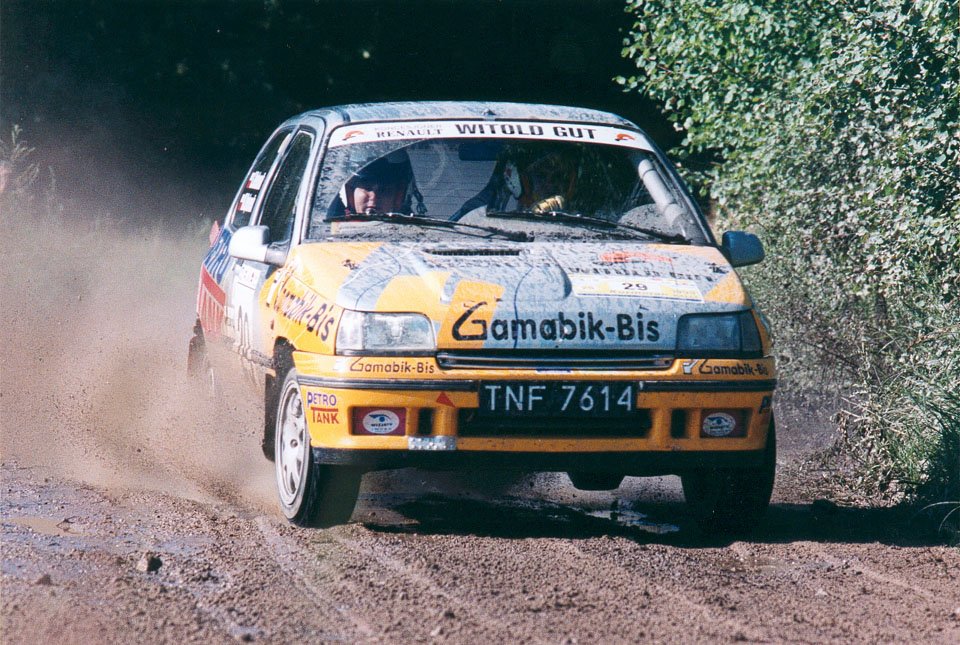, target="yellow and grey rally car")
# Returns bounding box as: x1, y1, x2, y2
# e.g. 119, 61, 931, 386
189, 102, 776, 532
